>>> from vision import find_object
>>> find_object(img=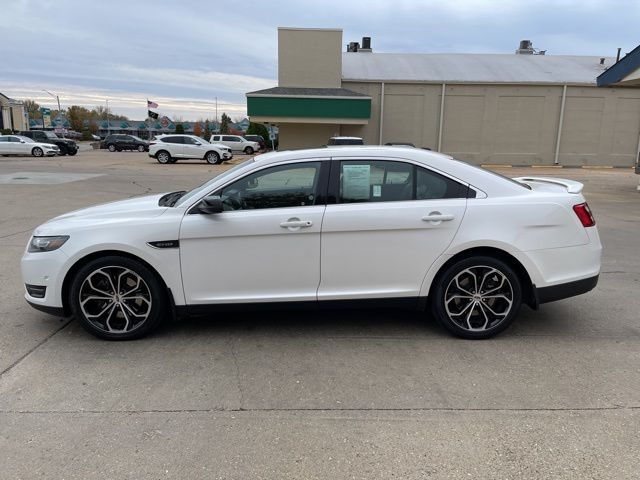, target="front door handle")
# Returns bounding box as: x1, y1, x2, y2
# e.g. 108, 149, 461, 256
280, 218, 313, 230
422, 212, 455, 223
